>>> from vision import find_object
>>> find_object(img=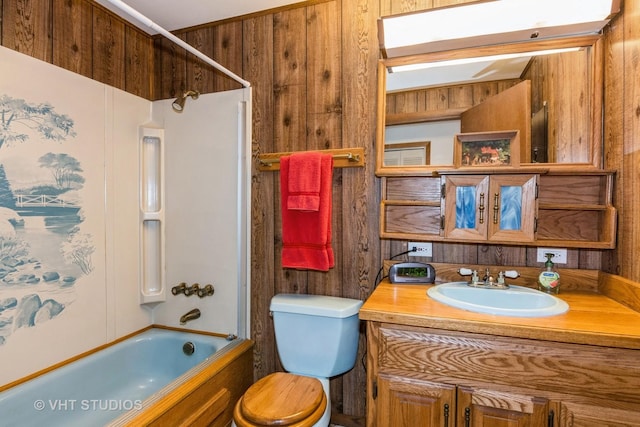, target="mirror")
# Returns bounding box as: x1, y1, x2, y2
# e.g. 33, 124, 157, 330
376, 36, 604, 175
